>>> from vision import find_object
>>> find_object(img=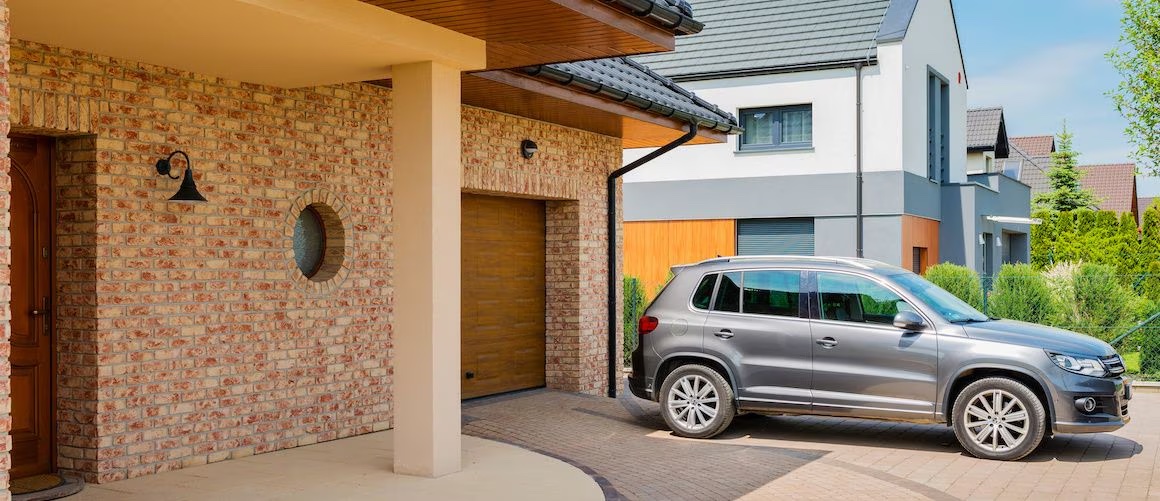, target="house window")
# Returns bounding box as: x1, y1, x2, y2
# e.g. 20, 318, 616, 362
739, 105, 812, 150
1001, 159, 1023, 179
293, 206, 326, 278
927, 72, 950, 182
912, 247, 928, 274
